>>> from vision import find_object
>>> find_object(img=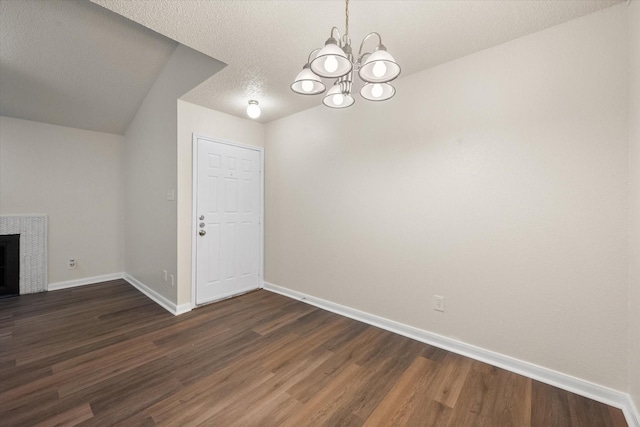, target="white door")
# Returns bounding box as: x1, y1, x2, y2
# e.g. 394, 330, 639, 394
195, 137, 261, 305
